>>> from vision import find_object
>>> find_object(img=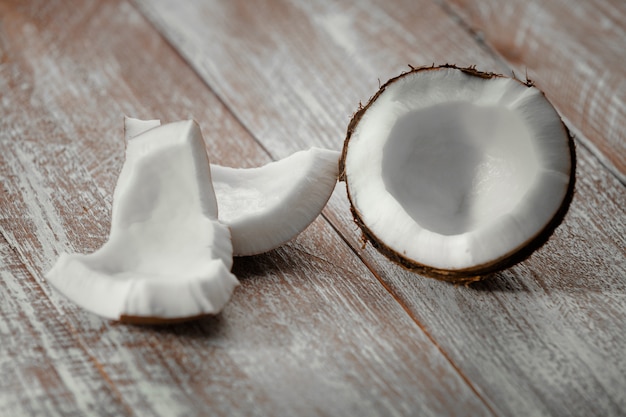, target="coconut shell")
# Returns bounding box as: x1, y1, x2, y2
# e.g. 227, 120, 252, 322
339, 64, 576, 283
